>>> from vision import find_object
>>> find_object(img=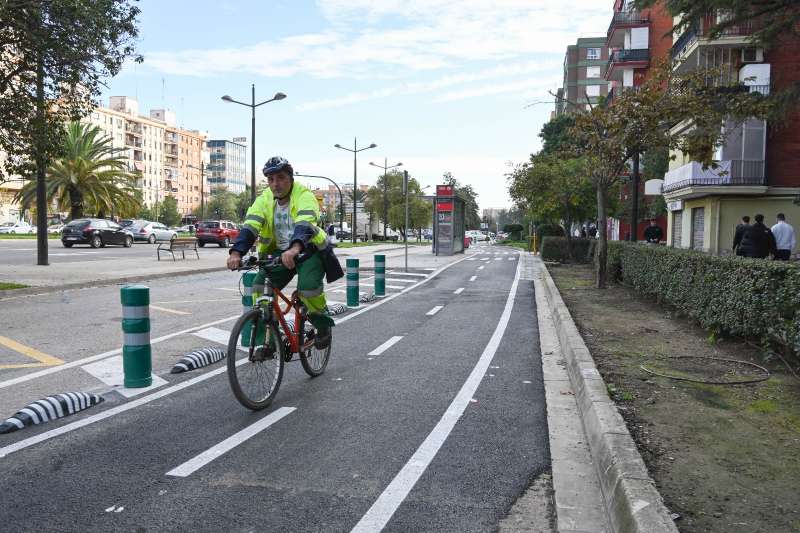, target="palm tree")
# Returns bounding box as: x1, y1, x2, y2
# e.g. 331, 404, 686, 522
16, 122, 141, 219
